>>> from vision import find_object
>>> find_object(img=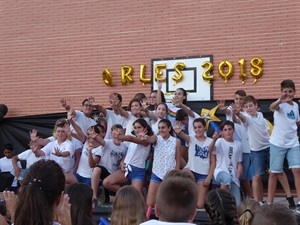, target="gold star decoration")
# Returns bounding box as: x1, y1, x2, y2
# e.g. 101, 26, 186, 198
92, 114, 99, 122
200, 105, 221, 130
